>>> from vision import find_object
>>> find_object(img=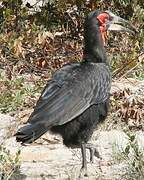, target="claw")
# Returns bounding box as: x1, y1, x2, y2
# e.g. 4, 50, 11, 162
79, 167, 88, 178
